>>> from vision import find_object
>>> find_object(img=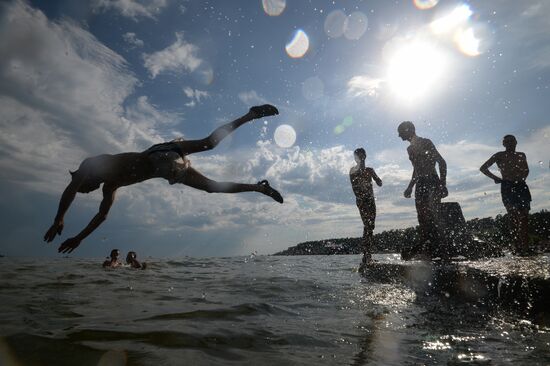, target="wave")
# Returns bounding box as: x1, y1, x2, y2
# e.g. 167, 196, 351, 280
137, 302, 298, 322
